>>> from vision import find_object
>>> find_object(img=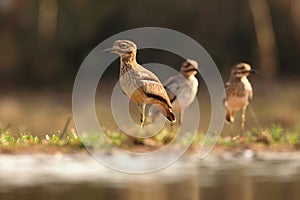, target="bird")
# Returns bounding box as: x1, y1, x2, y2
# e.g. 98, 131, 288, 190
104, 40, 176, 129
149, 59, 199, 125
224, 62, 257, 132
